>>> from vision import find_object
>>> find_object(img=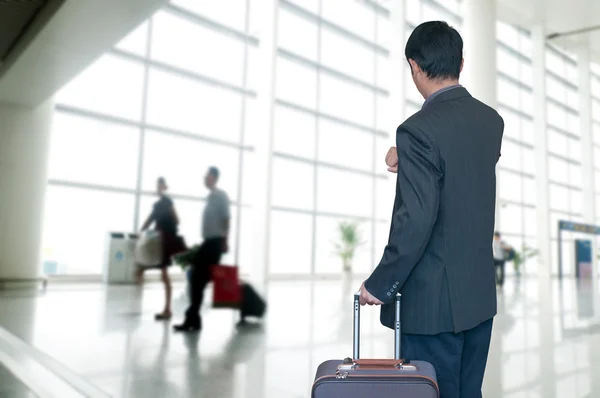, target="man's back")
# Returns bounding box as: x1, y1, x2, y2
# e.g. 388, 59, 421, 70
380, 87, 503, 335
